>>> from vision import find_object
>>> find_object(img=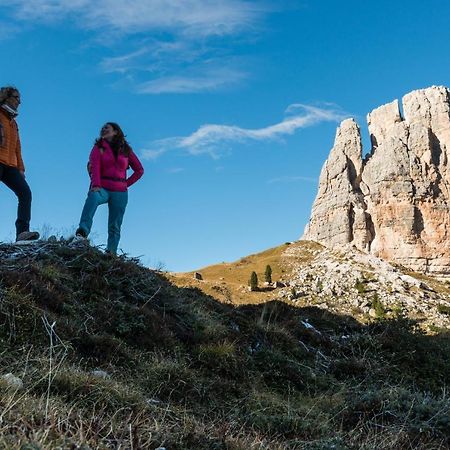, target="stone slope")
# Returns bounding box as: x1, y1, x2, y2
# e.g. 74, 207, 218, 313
278, 242, 450, 330
170, 240, 450, 331
303, 86, 450, 275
